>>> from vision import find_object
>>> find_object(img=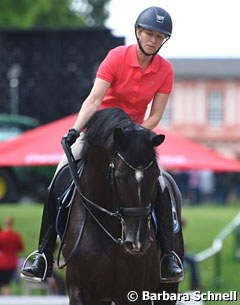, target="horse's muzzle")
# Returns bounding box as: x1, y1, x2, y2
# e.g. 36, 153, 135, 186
124, 238, 153, 254
123, 218, 153, 254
